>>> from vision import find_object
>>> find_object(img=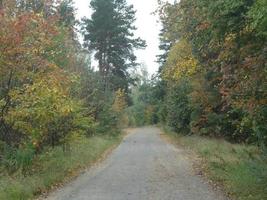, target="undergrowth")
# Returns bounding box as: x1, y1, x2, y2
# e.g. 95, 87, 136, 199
0, 134, 121, 200
164, 127, 267, 200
